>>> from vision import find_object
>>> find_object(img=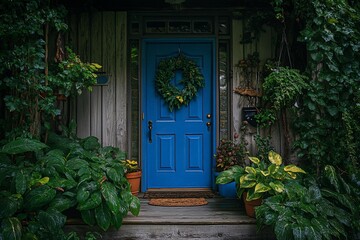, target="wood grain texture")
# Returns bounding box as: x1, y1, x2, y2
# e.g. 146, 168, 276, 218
76, 13, 91, 138
90, 12, 103, 142
102, 12, 116, 147
66, 197, 275, 239
115, 12, 127, 151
